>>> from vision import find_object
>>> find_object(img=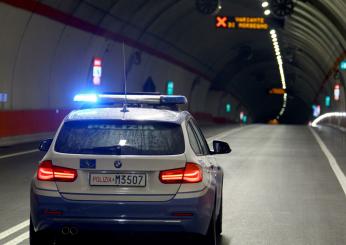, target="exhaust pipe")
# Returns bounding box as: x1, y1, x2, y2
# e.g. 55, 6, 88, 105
70, 227, 79, 236
61, 227, 70, 236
